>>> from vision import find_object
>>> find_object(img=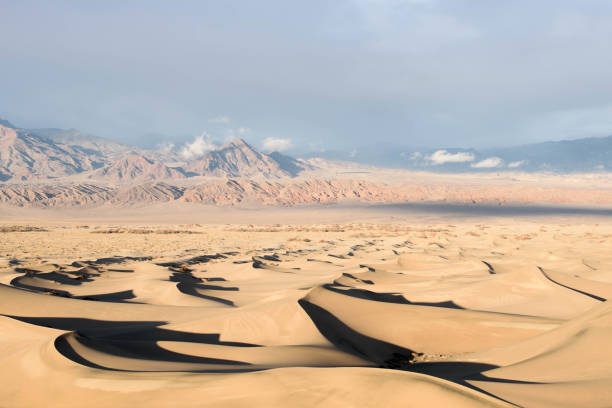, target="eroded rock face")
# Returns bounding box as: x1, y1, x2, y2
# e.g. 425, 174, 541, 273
0, 125, 104, 181
0, 184, 115, 207
183, 139, 313, 179
2, 177, 612, 208
0, 128, 313, 183
90, 154, 186, 183
27, 128, 133, 159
